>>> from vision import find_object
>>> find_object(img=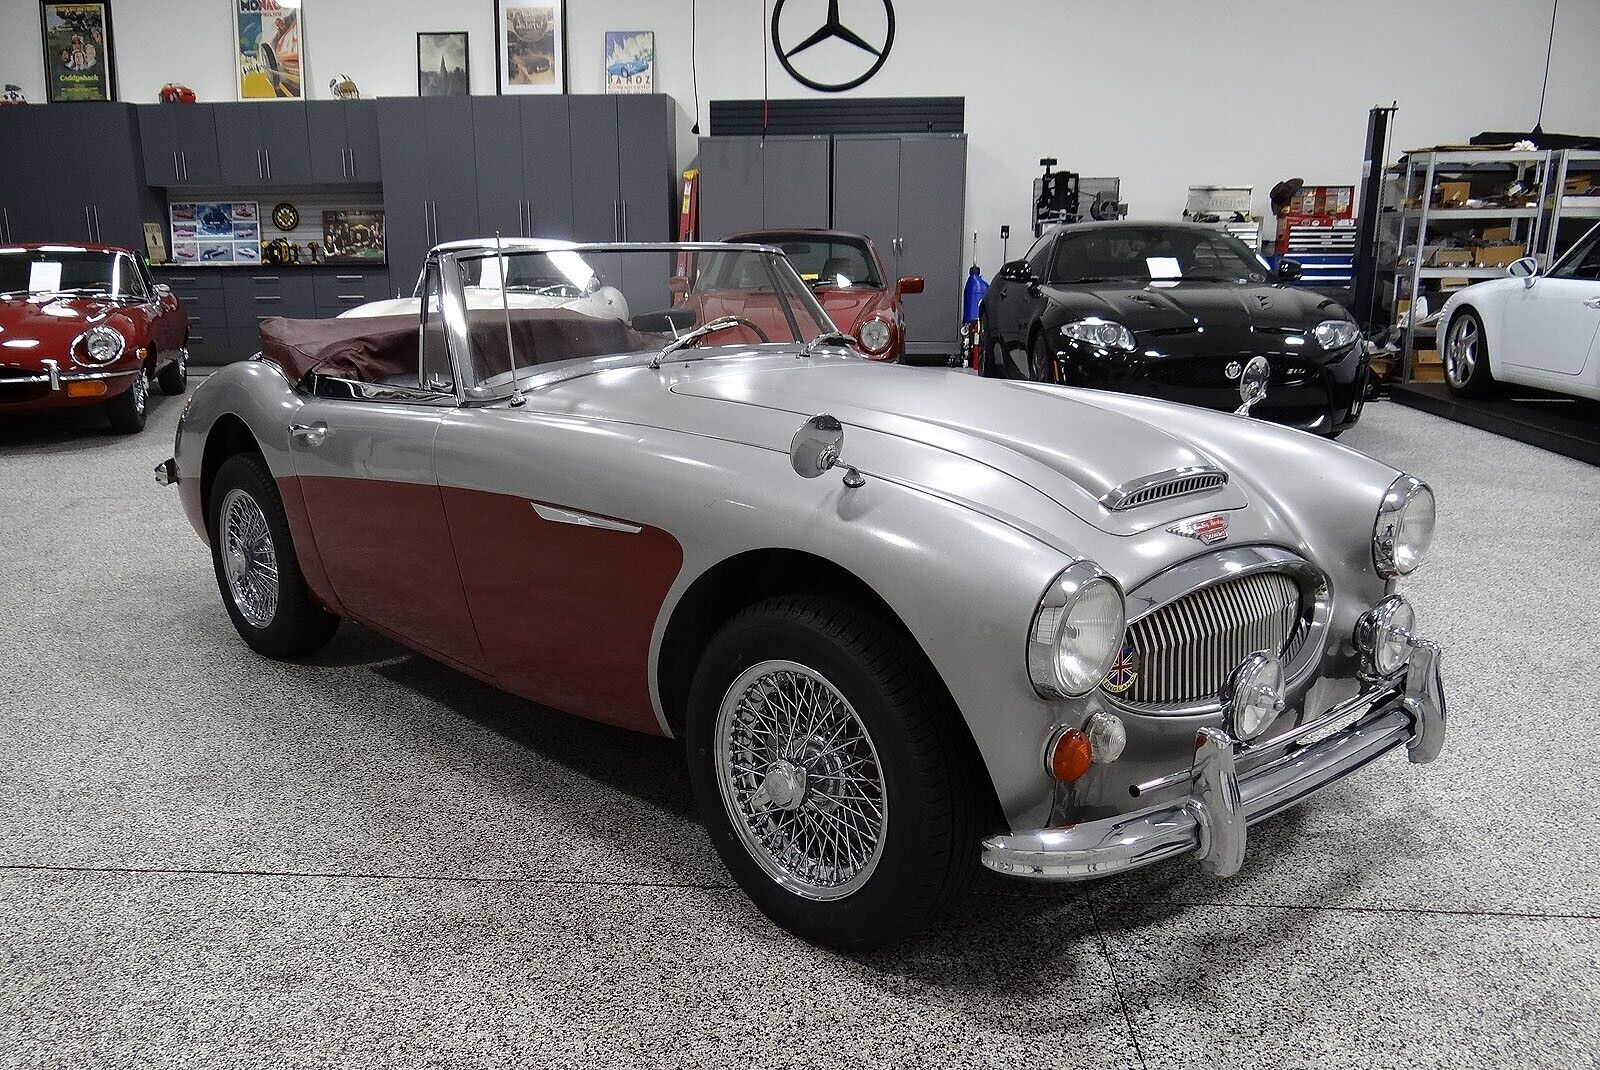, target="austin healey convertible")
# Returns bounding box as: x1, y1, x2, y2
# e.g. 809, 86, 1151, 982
157, 239, 1445, 949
